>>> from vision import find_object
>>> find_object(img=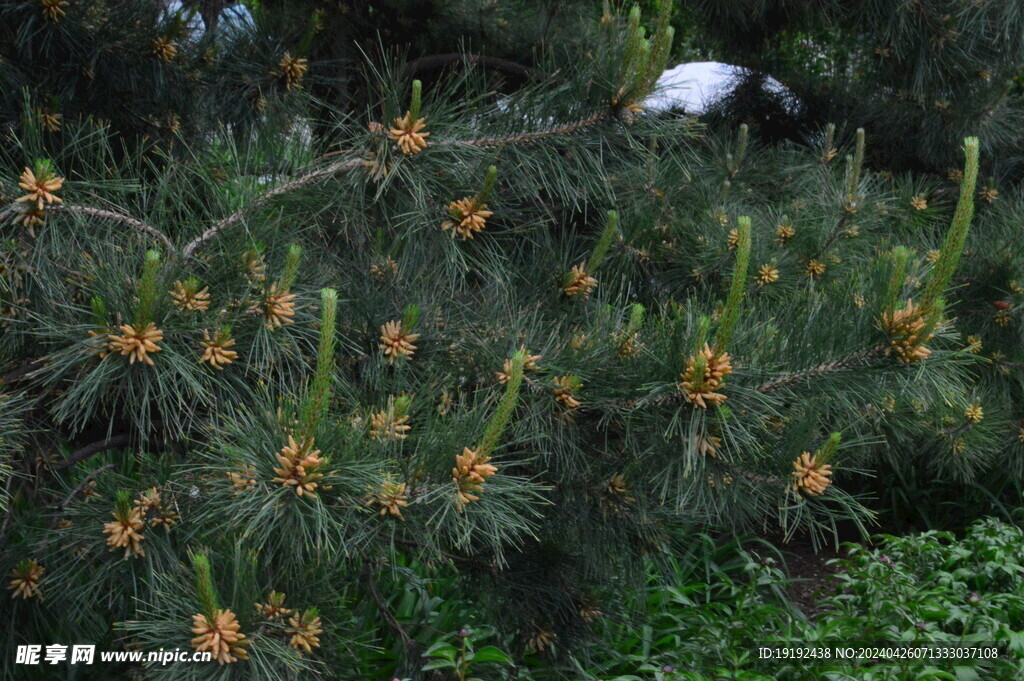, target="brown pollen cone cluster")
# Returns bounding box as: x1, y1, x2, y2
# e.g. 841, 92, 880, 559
8, 560, 45, 599
41, 0, 69, 22
805, 259, 826, 277
272, 435, 325, 497
191, 609, 249, 664
388, 111, 429, 155
756, 264, 779, 286
133, 486, 179, 531
103, 507, 145, 559
679, 343, 732, 409
366, 478, 409, 519
369, 409, 411, 440
200, 329, 238, 370
286, 610, 323, 654
881, 299, 933, 363
442, 197, 493, 240
107, 322, 164, 366
526, 629, 556, 653
227, 465, 257, 493
379, 320, 419, 361
255, 590, 292, 620
496, 347, 541, 383
152, 37, 177, 63
563, 262, 598, 299
255, 283, 297, 329
170, 280, 211, 311
369, 399, 411, 440
370, 258, 398, 280
553, 375, 582, 410
791, 451, 833, 496
17, 166, 63, 208
452, 447, 498, 508
601, 473, 635, 514
696, 432, 722, 458
277, 52, 308, 91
